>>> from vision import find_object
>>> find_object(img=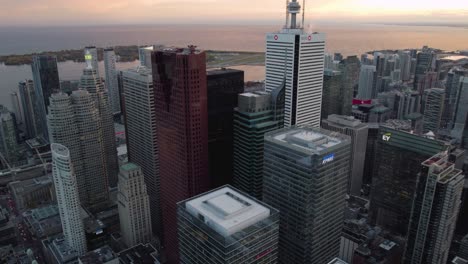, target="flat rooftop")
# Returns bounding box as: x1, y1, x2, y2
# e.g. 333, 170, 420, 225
185, 186, 270, 237
79, 245, 117, 264
118, 243, 158, 264
207, 68, 243, 76
267, 126, 346, 154
328, 258, 348, 264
